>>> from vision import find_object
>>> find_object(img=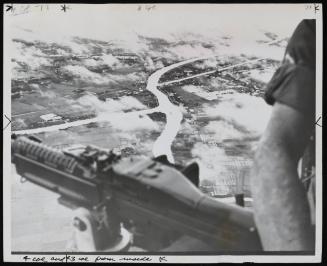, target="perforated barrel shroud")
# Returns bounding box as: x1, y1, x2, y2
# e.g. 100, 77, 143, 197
12, 137, 78, 173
